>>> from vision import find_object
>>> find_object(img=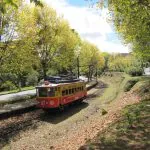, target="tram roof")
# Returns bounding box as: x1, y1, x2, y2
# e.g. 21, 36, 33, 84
36, 80, 85, 88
